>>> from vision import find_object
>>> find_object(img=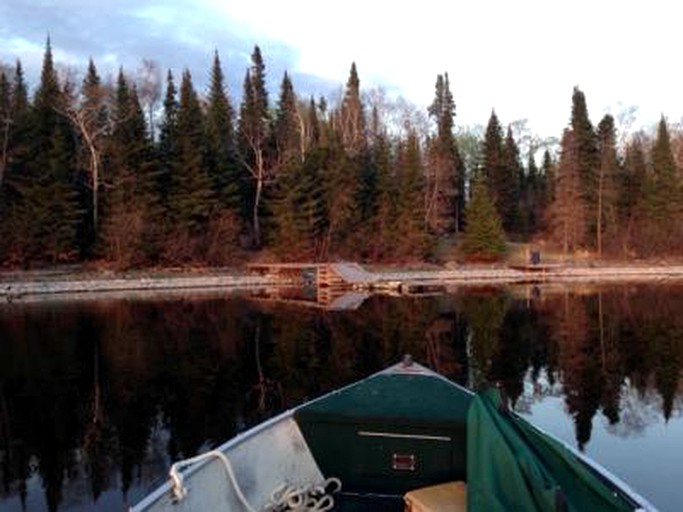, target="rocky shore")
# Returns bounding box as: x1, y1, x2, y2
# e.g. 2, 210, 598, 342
2, 263, 683, 303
